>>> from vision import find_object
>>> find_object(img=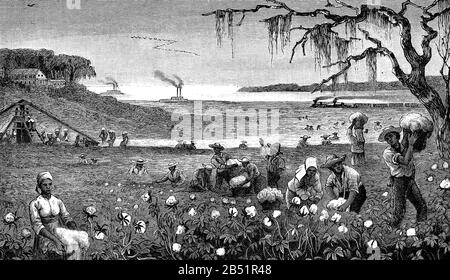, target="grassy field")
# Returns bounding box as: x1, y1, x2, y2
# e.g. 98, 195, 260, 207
1, 140, 449, 260
1, 140, 447, 223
